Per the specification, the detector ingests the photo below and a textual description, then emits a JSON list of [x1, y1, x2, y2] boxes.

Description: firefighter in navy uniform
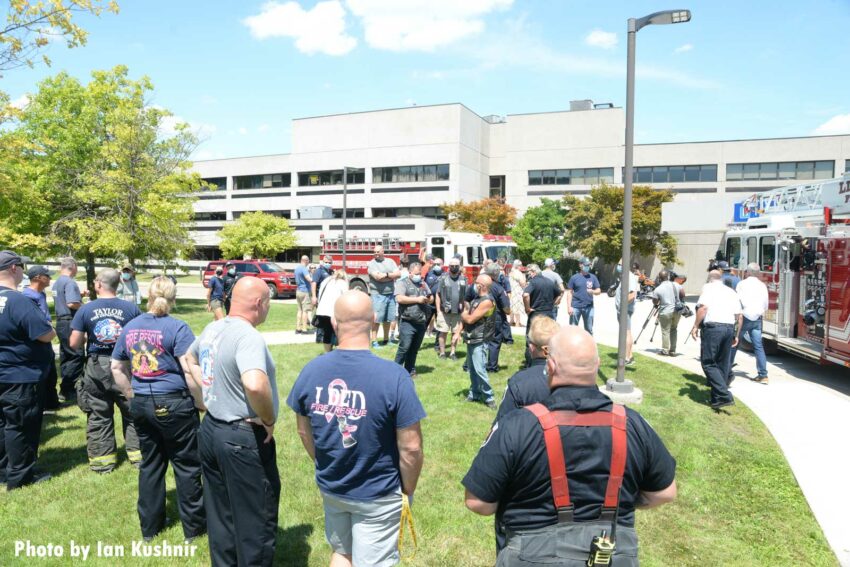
[[221, 264, 241, 315], [463, 326, 677, 566]]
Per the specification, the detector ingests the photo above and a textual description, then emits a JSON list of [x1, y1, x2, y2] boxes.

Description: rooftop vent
[[593, 102, 614, 109], [569, 99, 593, 111], [483, 114, 506, 124]]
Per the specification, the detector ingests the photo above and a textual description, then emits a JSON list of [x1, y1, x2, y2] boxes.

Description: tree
[[562, 184, 678, 265], [510, 198, 568, 265], [6, 66, 203, 292], [0, 0, 119, 72], [217, 212, 298, 260], [440, 197, 517, 234]]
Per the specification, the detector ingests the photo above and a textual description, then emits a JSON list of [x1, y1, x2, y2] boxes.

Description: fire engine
[[719, 172, 850, 368], [320, 231, 518, 293]]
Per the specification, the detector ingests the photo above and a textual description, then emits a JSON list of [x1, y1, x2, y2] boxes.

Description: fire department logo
[[94, 318, 123, 345], [310, 378, 368, 449]]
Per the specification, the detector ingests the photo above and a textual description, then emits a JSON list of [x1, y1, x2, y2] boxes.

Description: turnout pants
[[394, 320, 427, 373], [131, 392, 205, 539], [498, 522, 638, 567], [200, 415, 280, 567], [77, 355, 141, 472], [700, 323, 735, 406], [0, 382, 42, 489], [56, 316, 84, 396]]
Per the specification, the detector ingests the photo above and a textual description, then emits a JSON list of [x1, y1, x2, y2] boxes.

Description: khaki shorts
[[210, 299, 224, 311], [296, 291, 312, 312], [435, 311, 462, 333]]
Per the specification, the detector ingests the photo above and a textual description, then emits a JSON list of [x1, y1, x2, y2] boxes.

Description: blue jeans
[[371, 293, 397, 324], [569, 305, 594, 334], [467, 342, 493, 402], [730, 318, 768, 378]]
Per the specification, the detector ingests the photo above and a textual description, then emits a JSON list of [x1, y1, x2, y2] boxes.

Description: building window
[[372, 207, 445, 219], [489, 176, 505, 199], [332, 208, 365, 219], [201, 177, 226, 191], [298, 169, 365, 186], [845, 161, 850, 173], [193, 212, 226, 221], [527, 168, 614, 186], [233, 210, 291, 219], [627, 164, 717, 183], [726, 160, 833, 181], [372, 164, 450, 184], [190, 246, 222, 261], [234, 173, 291, 190]]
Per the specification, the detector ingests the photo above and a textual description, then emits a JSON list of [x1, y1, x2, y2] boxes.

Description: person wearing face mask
[[424, 257, 443, 342], [435, 258, 467, 360], [393, 262, 433, 377], [207, 266, 226, 321], [222, 263, 241, 315], [117, 265, 142, 305], [565, 258, 601, 335], [462, 275, 497, 408], [0, 251, 57, 489]]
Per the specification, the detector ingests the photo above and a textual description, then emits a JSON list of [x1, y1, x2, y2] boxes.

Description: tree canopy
[[440, 197, 517, 235], [510, 198, 568, 265], [217, 212, 298, 260], [562, 184, 678, 265]]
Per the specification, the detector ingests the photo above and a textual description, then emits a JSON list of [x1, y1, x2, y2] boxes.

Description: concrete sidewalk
[[581, 295, 850, 566]]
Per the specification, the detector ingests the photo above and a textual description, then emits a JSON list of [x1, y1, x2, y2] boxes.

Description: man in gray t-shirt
[[186, 277, 280, 567], [53, 257, 85, 399], [542, 258, 566, 315], [367, 245, 401, 348], [653, 271, 685, 356]]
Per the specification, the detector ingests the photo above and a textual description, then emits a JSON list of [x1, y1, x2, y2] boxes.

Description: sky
[[3, 0, 850, 161]]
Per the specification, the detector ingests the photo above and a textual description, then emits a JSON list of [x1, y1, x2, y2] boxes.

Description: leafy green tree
[[0, 0, 119, 72], [441, 197, 517, 235], [218, 212, 298, 260], [562, 184, 678, 265], [510, 198, 568, 265]]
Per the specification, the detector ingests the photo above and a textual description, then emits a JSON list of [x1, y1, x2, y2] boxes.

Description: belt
[[133, 389, 191, 400], [57, 315, 73, 320], [703, 322, 734, 328], [206, 413, 263, 430]]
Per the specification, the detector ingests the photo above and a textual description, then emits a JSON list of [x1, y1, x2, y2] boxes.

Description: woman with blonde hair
[[111, 276, 206, 543], [314, 269, 349, 352], [509, 259, 527, 327]]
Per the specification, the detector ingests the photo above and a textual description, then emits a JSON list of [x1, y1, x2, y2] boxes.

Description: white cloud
[[674, 43, 693, 53], [9, 95, 29, 109], [257, 123, 271, 133], [346, 0, 513, 52], [243, 0, 356, 56], [155, 107, 217, 139], [238, 127, 248, 135], [813, 114, 850, 136], [584, 29, 617, 50]]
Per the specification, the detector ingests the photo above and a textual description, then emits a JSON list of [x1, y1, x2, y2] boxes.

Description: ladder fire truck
[[320, 231, 518, 293], [720, 172, 850, 367]]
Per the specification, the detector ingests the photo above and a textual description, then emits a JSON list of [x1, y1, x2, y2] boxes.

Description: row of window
[[630, 164, 717, 183], [372, 207, 445, 219], [726, 161, 833, 181], [298, 169, 366, 187], [235, 173, 291, 190], [372, 164, 450, 183], [528, 168, 615, 186], [193, 207, 441, 221]]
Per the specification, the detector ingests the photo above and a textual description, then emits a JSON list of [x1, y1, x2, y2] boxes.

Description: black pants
[[0, 382, 41, 489], [56, 316, 84, 395], [395, 320, 427, 373], [700, 324, 735, 406], [40, 360, 60, 410], [200, 415, 280, 567], [524, 311, 555, 366], [131, 393, 205, 539]]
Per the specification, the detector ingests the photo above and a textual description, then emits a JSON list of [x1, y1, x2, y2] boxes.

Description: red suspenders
[[524, 403, 628, 523]]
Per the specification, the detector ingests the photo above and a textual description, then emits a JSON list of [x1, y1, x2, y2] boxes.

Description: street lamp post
[[342, 166, 348, 270], [612, 9, 692, 390]]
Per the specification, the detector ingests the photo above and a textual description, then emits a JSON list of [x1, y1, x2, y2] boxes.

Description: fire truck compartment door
[[776, 245, 799, 339]]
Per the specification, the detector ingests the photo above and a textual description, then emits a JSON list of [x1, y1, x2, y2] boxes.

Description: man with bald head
[[462, 275, 498, 408], [464, 327, 677, 564], [189, 276, 280, 566], [288, 290, 426, 567], [368, 245, 401, 348]]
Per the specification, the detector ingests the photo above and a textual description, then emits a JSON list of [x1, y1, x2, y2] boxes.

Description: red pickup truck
[[201, 260, 296, 299]]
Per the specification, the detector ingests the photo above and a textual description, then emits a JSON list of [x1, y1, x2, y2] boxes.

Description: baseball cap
[[544, 258, 555, 267], [579, 257, 591, 266], [0, 250, 30, 271], [717, 261, 730, 271], [26, 265, 52, 279]]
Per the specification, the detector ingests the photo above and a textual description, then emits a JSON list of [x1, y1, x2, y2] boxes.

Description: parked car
[[201, 259, 295, 299]]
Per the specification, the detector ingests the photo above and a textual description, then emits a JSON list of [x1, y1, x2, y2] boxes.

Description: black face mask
[[449, 265, 460, 275]]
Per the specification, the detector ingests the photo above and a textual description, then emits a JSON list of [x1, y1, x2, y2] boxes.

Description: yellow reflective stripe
[[89, 454, 117, 466], [126, 450, 142, 462]]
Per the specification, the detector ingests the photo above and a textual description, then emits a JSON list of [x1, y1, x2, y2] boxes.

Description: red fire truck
[[720, 172, 850, 368], [320, 231, 518, 293]]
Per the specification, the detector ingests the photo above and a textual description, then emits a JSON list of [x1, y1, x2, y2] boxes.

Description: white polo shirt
[[736, 276, 769, 321], [697, 281, 742, 325]]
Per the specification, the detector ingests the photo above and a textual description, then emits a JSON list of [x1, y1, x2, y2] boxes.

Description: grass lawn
[[0, 341, 837, 566], [169, 299, 298, 335]]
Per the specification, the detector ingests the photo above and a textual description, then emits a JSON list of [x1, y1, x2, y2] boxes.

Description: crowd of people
[[0, 247, 687, 567]]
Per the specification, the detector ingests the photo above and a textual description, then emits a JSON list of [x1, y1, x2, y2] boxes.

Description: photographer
[[653, 271, 686, 356]]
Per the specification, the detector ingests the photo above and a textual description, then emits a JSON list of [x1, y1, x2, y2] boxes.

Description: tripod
[[634, 304, 660, 344]]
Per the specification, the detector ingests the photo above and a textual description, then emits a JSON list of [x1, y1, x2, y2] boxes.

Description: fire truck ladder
[[742, 181, 826, 216]]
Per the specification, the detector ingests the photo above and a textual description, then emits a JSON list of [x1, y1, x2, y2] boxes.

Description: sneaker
[[450, 353, 458, 361], [754, 376, 769, 385], [668, 351, 677, 357], [485, 399, 497, 410], [371, 341, 382, 349], [409, 371, 417, 379], [389, 335, 399, 344], [659, 349, 669, 356], [295, 330, 303, 335], [711, 400, 736, 410], [438, 353, 447, 359], [625, 357, 635, 366], [465, 396, 477, 403]]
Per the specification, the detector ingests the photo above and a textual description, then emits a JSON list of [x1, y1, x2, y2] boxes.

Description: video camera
[[707, 250, 725, 272]]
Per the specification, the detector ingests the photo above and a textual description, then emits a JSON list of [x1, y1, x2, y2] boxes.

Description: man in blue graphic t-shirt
[[288, 290, 426, 567], [70, 268, 142, 473], [566, 257, 601, 335]]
